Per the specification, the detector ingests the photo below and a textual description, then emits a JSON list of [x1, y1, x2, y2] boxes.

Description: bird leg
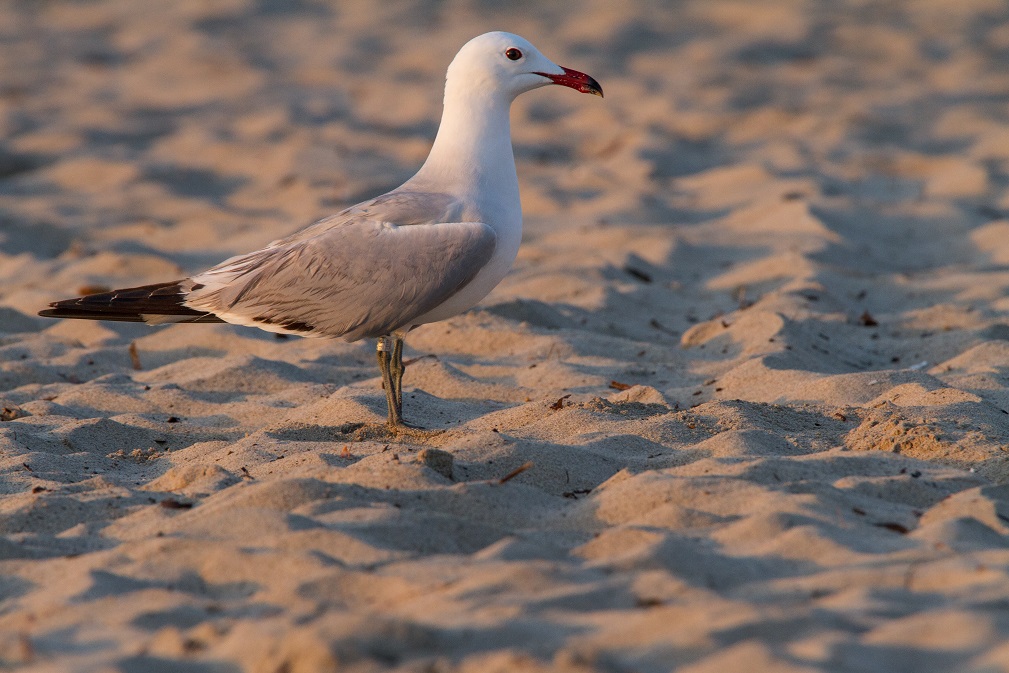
[[376, 336, 401, 427], [376, 334, 434, 434], [390, 335, 405, 416]]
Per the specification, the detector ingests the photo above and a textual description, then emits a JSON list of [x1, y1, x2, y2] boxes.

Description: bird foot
[[331, 421, 441, 442], [390, 418, 425, 430], [388, 421, 445, 439]]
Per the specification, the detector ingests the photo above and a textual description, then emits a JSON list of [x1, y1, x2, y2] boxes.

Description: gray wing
[[183, 191, 496, 341]]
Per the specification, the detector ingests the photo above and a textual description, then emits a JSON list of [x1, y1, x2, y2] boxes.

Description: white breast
[[408, 207, 522, 327]]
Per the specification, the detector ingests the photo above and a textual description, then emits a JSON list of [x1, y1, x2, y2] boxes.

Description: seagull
[[39, 31, 603, 429]]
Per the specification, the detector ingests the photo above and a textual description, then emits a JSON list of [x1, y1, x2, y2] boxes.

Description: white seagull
[[40, 31, 603, 428]]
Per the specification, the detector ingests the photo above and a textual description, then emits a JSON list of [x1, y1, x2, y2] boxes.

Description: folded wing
[[185, 192, 496, 341]]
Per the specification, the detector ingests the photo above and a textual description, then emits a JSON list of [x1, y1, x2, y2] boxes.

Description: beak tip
[[539, 67, 604, 99]]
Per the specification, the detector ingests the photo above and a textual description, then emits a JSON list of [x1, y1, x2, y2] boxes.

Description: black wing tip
[[37, 280, 216, 323], [38, 306, 68, 318], [38, 307, 148, 322], [38, 296, 151, 322]]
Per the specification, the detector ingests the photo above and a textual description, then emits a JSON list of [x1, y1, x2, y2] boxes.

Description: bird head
[[446, 31, 603, 102]]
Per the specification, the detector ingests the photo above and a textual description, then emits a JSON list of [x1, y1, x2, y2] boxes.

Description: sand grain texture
[[4, 1, 1009, 671]]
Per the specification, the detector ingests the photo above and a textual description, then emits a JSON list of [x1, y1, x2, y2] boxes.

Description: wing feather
[[184, 192, 495, 341]]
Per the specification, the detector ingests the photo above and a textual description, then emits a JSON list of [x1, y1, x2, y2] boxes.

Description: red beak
[[535, 66, 604, 97]]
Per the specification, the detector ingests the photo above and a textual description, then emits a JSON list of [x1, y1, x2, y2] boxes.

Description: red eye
[[505, 48, 522, 61]]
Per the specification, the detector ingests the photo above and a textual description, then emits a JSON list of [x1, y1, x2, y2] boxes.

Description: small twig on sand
[[403, 353, 438, 367], [498, 461, 533, 484], [128, 342, 142, 370]]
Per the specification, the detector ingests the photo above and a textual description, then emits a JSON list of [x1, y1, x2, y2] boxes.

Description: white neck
[[410, 83, 519, 214]]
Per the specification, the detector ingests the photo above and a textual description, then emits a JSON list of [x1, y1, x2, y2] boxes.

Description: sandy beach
[[5, 0, 1009, 670]]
